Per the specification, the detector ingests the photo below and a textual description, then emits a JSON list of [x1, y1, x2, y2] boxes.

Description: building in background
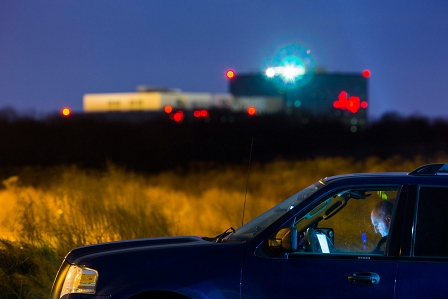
[[81, 70, 368, 129], [82, 86, 284, 122], [229, 71, 369, 127], [83, 87, 233, 113]]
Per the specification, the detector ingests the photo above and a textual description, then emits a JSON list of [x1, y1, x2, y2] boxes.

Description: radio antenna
[[241, 137, 254, 226]]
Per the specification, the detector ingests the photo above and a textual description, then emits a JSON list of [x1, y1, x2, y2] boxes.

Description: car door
[[241, 184, 403, 299], [394, 181, 448, 298]]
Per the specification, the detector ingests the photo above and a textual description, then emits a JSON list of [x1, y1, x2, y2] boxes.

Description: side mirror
[[269, 227, 298, 253]]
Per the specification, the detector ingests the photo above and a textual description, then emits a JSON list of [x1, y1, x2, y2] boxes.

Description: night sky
[[1, 1, 448, 120]]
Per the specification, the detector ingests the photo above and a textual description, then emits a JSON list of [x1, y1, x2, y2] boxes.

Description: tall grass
[[1, 156, 441, 249], [0, 155, 445, 298], [0, 240, 57, 299]]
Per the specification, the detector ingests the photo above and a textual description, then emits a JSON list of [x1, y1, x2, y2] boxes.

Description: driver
[[370, 200, 393, 254]]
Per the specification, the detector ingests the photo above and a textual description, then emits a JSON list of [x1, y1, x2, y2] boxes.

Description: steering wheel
[[306, 227, 320, 253]]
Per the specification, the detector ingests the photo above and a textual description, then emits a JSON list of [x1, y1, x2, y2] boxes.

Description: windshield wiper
[[215, 227, 235, 243]]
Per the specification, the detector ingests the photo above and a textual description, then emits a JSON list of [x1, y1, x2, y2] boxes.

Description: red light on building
[[361, 101, 368, 108], [226, 70, 235, 79], [164, 105, 173, 113], [194, 110, 209, 118], [362, 70, 371, 78], [333, 91, 361, 113], [333, 91, 348, 109], [348, 96, 361, 113], [173, 111, 184, 123], [339, 91, 348, 99], [62, 107, 71, 116], [247, 106, 256, 116]]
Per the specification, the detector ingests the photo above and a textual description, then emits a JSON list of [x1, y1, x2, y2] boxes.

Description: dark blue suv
[[50, 163, 448, 299]]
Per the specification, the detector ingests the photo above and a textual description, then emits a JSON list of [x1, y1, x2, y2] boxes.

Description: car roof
[[320, 163, 448, 185], [320, 172, 409, 184]]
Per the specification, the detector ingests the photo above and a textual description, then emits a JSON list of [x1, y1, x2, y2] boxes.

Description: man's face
[[371, 210, 390, 237]]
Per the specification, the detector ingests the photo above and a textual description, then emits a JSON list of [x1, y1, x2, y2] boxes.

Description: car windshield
[[226, 182, 323, 241]]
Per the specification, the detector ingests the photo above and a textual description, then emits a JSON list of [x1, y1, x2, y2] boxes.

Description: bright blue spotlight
[[278, 56, 305, 83], [263, 43, 316, 91]]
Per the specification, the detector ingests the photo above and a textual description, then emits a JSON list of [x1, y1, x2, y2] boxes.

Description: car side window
[[292, 187, 399, 255], [414, 186, 448, 257]]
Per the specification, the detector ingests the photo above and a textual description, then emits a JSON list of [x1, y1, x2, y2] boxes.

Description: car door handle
[[348, 272, 380, 286]]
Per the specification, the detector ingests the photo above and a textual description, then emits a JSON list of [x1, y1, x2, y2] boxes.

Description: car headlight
[[60, 265, 98, 298]]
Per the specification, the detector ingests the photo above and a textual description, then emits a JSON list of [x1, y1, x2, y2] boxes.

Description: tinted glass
[[414, 186, 448, 257]]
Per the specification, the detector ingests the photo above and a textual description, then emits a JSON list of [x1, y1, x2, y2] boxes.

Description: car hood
[[58, 236, 246, 298], [65, 236, 210, 264]]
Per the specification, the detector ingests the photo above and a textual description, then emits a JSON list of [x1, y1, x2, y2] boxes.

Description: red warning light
[[226, 70, 235, 79], [62, 107, 71, 116], [247, 106, 256, 116], [194, 110, 209, 118], [362, 69, 371, 78], [361, 101, 368, 108], [164, 105, 173, 113], [348, 97, 361, 113], [333, 91, 363, 113], [172, 111, 184, 123]]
